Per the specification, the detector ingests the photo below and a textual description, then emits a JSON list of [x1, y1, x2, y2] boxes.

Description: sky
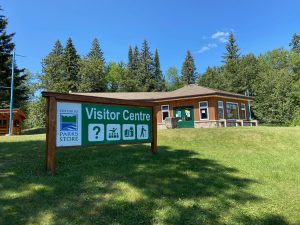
[[2, 0, 300, 76]]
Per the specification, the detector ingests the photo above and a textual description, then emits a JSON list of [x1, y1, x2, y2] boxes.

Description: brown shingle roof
[[0, 108, 27, 119], [74, 84, 250, 101]]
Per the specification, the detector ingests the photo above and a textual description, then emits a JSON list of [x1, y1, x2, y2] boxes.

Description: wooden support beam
[[45, 97, 57, 175], [151, 106, 157, 154]]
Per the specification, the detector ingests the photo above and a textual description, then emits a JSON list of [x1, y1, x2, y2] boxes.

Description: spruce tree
[[63, 38, 80, 92], [124, 46, 139, 91], [181, 50, 196, 84], [289, 33, 300, 54], [78, 38, 106, 92], [0, 7, 28, 108], [138, 40, 155, 91], [128, 46, 133, 69], [222, 32, 241, 92], [41, 40, 68, 92], [87, 38, 105, 62], [223, 32, 240, 63], [153, 49, 165, 91]]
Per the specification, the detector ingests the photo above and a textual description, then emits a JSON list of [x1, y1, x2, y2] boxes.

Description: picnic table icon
[[108, 127, 119, 138]]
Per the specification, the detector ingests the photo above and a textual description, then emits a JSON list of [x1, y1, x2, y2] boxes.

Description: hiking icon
[[137, 125, 148, 140]]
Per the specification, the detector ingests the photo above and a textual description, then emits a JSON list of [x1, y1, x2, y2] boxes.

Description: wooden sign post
[[42, 92, 157, 175]]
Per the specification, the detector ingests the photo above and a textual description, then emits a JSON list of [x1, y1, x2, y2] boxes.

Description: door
[[173, 106, 194, 128]]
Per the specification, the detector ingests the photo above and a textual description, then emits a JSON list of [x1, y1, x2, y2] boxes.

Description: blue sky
[[2, 0, 300, 75]]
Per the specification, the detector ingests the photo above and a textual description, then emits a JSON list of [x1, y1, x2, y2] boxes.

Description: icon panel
[[122, 124, 135, 140], [106, 124, 121, 141], [137, 124, 149, 140], [88, 124, 104, 142]]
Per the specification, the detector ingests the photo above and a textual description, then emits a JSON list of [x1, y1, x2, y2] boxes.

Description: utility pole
[[8, 49, 15, 136]]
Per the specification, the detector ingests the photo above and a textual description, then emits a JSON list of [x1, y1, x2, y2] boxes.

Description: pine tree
[[41, 40, 69, 92], [289, 33, 300, 54], [181, 50, 196, 84], [78, 38, 106, 92], [87, 38, 105, 62], [0, 7, 28, 108], [153, 49, 165, 91], [223, 32, 240, 63], [128, 46, 133, 69], [63, 38, 80, 92], [138, 40, 155, 91], [222, 32, 241, 92], [124, 46, 139, 91]]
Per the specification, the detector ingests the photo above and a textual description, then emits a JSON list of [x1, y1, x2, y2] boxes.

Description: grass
[[0, 127, 299, 225]]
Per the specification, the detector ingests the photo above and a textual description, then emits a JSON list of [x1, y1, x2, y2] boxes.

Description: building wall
[[0, 114, 24, 135], [155, 96, 250, 127]]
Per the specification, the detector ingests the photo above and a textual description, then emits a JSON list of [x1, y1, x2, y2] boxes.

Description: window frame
[[161, 105, 170, 122], [241, 103, 246, 120], [217, 101, 224, 119], [0, 119, 7, 128], [199, 101, 209, 120], [226, 102, 240, 120]]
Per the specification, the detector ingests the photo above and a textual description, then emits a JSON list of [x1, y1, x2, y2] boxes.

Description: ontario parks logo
[[60, 112, 78, 131]]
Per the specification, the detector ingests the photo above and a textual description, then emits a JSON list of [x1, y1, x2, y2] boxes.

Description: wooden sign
[[42, 92, 157, 175]]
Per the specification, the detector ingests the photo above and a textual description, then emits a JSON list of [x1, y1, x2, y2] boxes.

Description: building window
[[161, 105, 169, 122], [241, 103, 246, 120], [218, 101, 224, 119], [199, 101, 209, 120], [0, 119, 7, 128], [226, 102, 239, 120]]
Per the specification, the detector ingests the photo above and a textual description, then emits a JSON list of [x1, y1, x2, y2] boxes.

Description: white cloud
[[197, 43, 217, 54], [211, 31, 230, 43]]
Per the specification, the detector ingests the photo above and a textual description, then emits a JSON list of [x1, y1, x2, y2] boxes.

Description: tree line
[[198, 32, 300, 125], [0, 6, 299, 127]]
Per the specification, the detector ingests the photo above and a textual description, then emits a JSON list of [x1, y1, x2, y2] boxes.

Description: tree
[[138, 40, 155, 91], [252, 49, 295, 124], [153, 49, 165, 91], [223, 32, 240, 63], [25, 97, 47, 128], [40, 40, 70, 92], [63, 38, 80, 92], [222, 32, 241, 92], [289, 33, 300, 54], [125, 46, 139, 91], [181, 50, 196, 84], [78, 38, 106, 92], [106, 62, 127, 92], [198, 66, 225, 90], [166, 67, 183, 91], [0, 7, 28, 108], [233, 53, 259, 93]]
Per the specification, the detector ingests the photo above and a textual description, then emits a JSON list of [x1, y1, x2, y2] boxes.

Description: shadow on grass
[[0, 139, 292, 225]]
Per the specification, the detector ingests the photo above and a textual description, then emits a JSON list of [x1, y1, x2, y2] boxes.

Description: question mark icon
[[93, 126, 101, 139]]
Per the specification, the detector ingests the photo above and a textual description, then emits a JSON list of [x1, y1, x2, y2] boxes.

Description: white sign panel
[[56, 102, 82, 147]]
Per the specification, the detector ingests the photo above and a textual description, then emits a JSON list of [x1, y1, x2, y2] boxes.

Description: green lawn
[[0, 127, 299, 225]]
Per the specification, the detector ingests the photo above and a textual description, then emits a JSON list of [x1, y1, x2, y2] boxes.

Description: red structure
[[0, 108, 27, 135]]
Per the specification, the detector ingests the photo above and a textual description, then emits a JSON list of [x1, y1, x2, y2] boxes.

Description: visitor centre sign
[[57, 102, 152, 147], [42, 92, 157, 175]]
